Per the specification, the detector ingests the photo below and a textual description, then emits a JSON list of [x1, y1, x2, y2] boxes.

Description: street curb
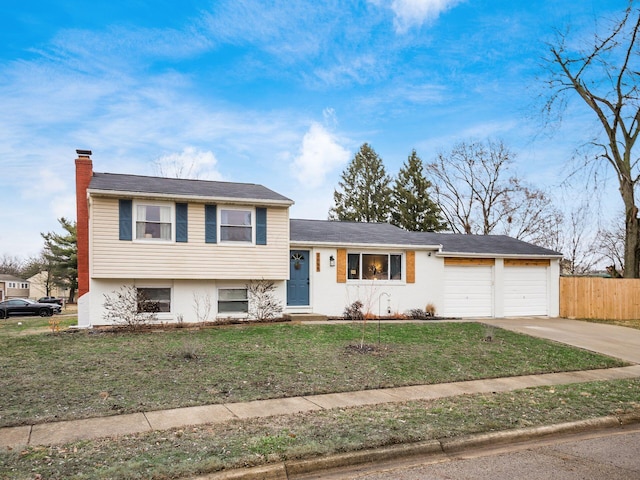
[[439, 416, 621, 453], [196, 414, 640, 479]]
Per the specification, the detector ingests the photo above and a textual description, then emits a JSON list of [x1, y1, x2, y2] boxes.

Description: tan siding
[[406, 251, 415, 283], [336, 248, 347, 283], [504, 258, 550, 267], [91, 197, 289, 279], [444, 257, 495, 266]]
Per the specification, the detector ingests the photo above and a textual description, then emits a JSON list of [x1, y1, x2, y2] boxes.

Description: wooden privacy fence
[[560, 276, 640, 320]]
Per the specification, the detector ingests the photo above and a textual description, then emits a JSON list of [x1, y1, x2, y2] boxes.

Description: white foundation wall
[[299, 248, 444, 317], [85, 278, 287, 326]]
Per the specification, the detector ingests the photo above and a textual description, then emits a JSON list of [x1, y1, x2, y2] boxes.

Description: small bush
[[343, 301, 364, 321], [406, 308, 428, 320], [425, 303, 436, 316]]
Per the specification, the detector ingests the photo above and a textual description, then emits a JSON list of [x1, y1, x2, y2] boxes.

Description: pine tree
[[391, 150, 447, 232], [329, 143, 392, 222], [41, 218, 78, 302]]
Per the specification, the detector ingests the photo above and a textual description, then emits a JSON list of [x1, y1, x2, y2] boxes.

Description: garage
[[503, 259, 550, 316], [443, 258, 494, 317]]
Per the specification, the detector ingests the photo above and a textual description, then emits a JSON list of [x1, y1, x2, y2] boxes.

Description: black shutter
[[205, 205, 217, 243], [176, 203, 188, 242], [119, 199, 132, 241], [256, 207, 267, 245]]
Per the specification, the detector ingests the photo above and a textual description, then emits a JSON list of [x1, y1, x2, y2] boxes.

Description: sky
[[0, 0, 629, 260]]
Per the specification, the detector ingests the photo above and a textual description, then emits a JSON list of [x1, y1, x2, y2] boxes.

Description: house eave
[[87, 188, 295, 207], [436, 252, 563, 259], [289, 241, 441, 250]]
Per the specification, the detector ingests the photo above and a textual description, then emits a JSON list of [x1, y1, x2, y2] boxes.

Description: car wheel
[[0, 310, 6, 319], [39, 308, 52, 317]]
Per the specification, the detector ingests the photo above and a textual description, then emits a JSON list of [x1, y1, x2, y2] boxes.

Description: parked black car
[[0, 298, 61, 318], [38, 296, 63, 305]]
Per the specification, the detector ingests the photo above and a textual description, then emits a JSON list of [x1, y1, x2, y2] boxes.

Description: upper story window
[[135, 204, 172, 241], [20, 283, 28, 289], [348, 253, 403, 281], [220, 209, 252, 242]]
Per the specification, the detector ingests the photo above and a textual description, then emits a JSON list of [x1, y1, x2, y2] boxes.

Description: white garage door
[[503, 266, 548, 316], [443, 265, 493, 317]]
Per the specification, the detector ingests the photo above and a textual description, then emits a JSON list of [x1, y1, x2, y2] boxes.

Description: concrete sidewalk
[[2, 317, 639, 450], [2, 364, 640, 449]]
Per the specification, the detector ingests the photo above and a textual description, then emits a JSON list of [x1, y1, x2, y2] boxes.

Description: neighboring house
[[27, 272, 66, 301], [0, 275, 30, 301], [75, 151, 562, 327]]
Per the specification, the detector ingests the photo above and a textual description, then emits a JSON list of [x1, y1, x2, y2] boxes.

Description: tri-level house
[[75, 150, 562, 327]]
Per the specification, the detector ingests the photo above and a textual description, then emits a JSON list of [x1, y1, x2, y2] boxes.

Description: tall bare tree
[[427, 139, 561, 246], [545, 5, 640, 277]]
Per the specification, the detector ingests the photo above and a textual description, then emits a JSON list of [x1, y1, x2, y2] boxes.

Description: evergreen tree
[[391, 150, 448, 231], [41, 218, 78, 302], [329, 143, 392, 222]]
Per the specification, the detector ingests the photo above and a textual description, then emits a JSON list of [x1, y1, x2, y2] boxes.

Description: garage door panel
[[443, 266, 493, 317], [504, 267, 548, 316]]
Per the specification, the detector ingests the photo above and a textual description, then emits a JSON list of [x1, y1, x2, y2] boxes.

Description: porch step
[[284, 313, 328, 322]]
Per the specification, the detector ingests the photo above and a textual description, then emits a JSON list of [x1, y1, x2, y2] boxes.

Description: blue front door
[[287, 250, 310, 306]]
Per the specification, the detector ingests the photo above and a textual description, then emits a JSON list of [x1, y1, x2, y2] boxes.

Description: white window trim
[[218, 206, 256, 245], [216, 286, 250, 317], [346, 251, 405, 283], [132, 200, 175, 243], [134, 284, 173, 320]]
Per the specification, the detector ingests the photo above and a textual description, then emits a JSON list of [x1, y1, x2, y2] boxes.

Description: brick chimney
[[75, 149, 93, 299]]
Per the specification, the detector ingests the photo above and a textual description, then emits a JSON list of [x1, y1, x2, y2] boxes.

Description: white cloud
[[153, 147, 224, 180], [292, 123, 351, 188], [387, 0, 464, 33]]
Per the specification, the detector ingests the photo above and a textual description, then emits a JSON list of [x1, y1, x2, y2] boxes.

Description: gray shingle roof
[[290, 219, 431, 246], [290, 219, 562, 257], [89, 172, 294, 204]]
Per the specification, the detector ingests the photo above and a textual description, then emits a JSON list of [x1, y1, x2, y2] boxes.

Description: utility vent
[[76, 149, 92, 157]]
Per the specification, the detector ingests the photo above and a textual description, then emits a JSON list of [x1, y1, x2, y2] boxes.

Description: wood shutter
[[205, 205, 217, 243], [337, 248, 347, 283], [406, 251, 415, 284], [176, 203, 188, 242], [256, 207, 267, 245], [119, 199, 132, 241]]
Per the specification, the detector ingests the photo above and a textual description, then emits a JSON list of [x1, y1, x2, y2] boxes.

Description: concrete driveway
[[482, 317, 640, 364]]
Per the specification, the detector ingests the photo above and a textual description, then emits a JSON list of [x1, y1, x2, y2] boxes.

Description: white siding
[[503, 267, 548, 316], [443, 266, 493, 317], [90, 197, 289, 280], [291, 248, 442, 317]]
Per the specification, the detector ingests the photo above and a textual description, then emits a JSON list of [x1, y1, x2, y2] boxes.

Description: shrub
[[102, 285, 158, 331], [247, 280, 283, 321], [343, 301, 364, 321]]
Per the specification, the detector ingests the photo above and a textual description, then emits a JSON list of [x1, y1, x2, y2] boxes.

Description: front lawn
[[0, 321, 624, 427]]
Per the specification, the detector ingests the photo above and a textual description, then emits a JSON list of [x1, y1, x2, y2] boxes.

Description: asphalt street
[[294, 424, 640, 480]]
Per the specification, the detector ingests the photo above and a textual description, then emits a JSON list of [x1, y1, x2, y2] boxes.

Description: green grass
[[3, 378, 639, 480], [0, 320, 625, 427]]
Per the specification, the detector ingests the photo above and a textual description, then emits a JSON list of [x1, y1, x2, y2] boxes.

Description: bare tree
[[595, 217, 626, 274], [427, 140, 561, 245], [559, 205, 601, 275], [545, 6, 640, 277]]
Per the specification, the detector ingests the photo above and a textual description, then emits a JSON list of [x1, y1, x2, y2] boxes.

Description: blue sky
[[0, 0, 627, 259]]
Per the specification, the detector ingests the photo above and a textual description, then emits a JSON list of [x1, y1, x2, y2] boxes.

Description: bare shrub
[[247, 280, 283, 321], [102, 286, 158, 331], [193, 292, 213, 323]]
